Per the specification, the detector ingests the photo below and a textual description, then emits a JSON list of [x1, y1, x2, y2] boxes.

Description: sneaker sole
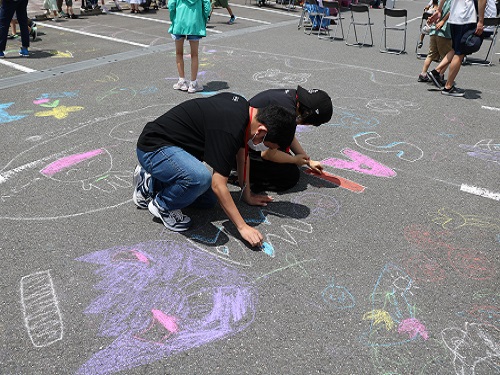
[[428, 72, 443, 89], [132, 165, 149, 209], [148, 201, 191, 232]]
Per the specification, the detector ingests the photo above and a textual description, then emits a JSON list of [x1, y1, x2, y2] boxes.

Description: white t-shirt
[[485, 0, 497, 33], [448, 0, 476, 24]]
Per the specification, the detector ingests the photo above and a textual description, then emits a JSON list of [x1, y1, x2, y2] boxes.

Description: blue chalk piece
[[261, 242, 274, 257]]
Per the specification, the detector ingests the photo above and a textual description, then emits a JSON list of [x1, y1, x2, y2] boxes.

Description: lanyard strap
[[243, 107, 254, 187]]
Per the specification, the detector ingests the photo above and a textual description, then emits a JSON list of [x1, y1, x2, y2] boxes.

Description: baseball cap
[[460, 30, 483, 55], [296, 86, 333, 126]]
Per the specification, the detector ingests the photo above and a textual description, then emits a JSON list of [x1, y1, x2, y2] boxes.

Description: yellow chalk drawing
[[363, 310, 395, 331], [95, 73, 120, 83], [429, 207, 500, 231], [51, 50, 74, 58], [35, 105, 84, 119]]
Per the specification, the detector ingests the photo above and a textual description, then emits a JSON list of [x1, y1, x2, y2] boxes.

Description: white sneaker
[[148, 199, 191, 232], [188, 81, 203, 93], [173, 78, 188, 91]]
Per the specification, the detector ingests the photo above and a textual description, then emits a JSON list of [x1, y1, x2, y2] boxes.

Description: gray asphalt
[[1, 1, 499, 374]]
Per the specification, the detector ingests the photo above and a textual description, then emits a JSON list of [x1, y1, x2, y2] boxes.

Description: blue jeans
[[0, 0, 30, 51], [137, 146, 217, 211]]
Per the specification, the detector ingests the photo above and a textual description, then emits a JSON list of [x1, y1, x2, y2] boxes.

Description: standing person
[[169, 0, 210, 93], [418, 0, 452, 82], [208, 0, 235, 25], [247, 86, 333, 192], [128, 0, 143, 13], [428, 0, 487, 96], [0, 0, 30, 57], [418, 0, 439, 48], [133, 93, 297, 247]]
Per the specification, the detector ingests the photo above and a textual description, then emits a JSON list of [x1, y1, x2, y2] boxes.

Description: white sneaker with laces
[[148, 200, 192, 232], [188, 80, 203, 93], [173, 78, 188, 91]]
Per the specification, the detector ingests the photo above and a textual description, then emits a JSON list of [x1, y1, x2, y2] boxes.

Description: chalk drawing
[[441, 322, 500, 375], [429, 207, 500, 231], [36, 91, 79, 100], [20, 270, 63, 347], [328, 108, 380, 129], [458, 305, 500, 330], [50, 50, 74, 58], [322, 148, 396, 178], [76, 240, 257, 375], [38, 100, 60, 108], [361, 263, 428, 347], [291, 192, 341, 223], [35, 104, 84, 120], [460, 144, 500, 165], [460, 184, 500, 201], [366, 99, 420, 115], [40, 149, 106, 177], [303, 169, 366, 193], [353, 132, 424, 162], [252, 69, 310, 86], [322, 276, 355, 309], [0, 102, 28, 124], [94, 73, 120, 83], [254, 252, 316, 282]]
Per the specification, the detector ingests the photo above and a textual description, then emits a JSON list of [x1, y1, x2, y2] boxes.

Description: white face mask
[[247, 134, 269, 152]]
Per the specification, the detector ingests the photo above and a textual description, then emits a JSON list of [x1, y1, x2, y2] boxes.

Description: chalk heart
[[322, 284, 355, 309]]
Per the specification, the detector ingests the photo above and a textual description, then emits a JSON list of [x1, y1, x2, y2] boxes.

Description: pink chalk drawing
[[398, 318, 429, 340], [76, 240, 257, 375], [40, 149, 105, 177], [33, 98, 50, 105], [322, 148, 396, 178]]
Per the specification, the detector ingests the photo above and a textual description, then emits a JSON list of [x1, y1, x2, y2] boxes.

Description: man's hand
[[475, 20, 484, 35], [243, 190, 273, 206], [292, 153, 310, 166], [307, 160, 323, 174], [429, 9, 441, 23], [239, 225, 264, 248]]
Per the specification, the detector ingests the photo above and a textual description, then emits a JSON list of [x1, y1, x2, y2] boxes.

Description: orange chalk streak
[[303, 169, 366, 193]]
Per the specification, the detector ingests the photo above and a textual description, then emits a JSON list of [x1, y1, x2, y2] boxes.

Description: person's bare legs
[[189, 39, 199, 82], [434, 49, 454, 75], [443, 53, 463, 90], [175, 38, 186, 79]]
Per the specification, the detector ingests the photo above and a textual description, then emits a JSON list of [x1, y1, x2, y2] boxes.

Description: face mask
[[247, 134, 269, 152]]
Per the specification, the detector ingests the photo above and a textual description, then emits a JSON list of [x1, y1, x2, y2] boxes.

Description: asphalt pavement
[[1, 1, 499, 374]]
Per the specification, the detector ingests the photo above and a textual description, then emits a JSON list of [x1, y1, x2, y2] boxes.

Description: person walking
[[168, 0, 210, 93], [0, 0, 30, 57], [208, 0, 235, 25]]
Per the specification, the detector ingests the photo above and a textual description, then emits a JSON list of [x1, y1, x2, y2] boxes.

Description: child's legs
[[422, 35, 439, 73], [188, 39, 199, 81], [225, 5, 234, 16], [175, 38, 186, 79]]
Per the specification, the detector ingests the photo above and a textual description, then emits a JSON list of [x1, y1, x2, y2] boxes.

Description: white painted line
[[0, 59, 37, 73], [37, 22, 150, 47], [211, 11, 271, 24], [482, 105, 500, 111], [108, 12, 224, 32], [397, 16, 420, 26], [460, 184, 500, 201]]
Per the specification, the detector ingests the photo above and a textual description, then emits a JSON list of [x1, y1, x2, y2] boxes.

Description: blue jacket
[[168, 0, 211, 36]]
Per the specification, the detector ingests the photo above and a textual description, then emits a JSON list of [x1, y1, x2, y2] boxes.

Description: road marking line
[[232, 3, 301, 17], [0, 59, 37, 72], [482, 105, 500, 111], [460, 184, 500, 201], [211, 11, 271, 24], [107, 12, 225, 32], [37, 22, 150, 46]]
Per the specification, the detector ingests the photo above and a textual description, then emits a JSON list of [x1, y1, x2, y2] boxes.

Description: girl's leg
[[188, 39, 199, 81], [175, 38, 185, 79]]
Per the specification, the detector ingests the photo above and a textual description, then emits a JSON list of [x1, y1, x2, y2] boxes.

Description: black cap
[[460, 30, 483, 55], [296, 86, 333, 126]]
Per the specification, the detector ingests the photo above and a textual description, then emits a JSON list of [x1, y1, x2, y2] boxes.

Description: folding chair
[[415, 12, 431, 59], [298, 1, 311, 29], [379, 8, 407, 54], [462, 17, 500, 66], [304, 0, 327, 35], [345, 4, 374, 47], [317, 1, 344, 40]]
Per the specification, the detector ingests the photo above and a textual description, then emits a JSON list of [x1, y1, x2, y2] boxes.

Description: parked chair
[[379, 8, 407, 54], [298, 0, 312, 29], [304, 0, 328, 35], [345, 3, 374, 47], [317, 0, 344, 40], [463, 17, 500, 66], [415, 12, 431, 59]]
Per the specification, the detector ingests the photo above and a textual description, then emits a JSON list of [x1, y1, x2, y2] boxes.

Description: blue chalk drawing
[[0, 102, 28, 124]]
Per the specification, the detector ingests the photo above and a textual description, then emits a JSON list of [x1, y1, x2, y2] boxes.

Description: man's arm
[[476, 0, 486, 35], [429, 0, 446, 23]]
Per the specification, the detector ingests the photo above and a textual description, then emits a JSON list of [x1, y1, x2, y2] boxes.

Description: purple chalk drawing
[[75, 240, 257, 375], [322, 148, 396, 178], [40, 149, 105, 177], [398, 318, 429, 340]]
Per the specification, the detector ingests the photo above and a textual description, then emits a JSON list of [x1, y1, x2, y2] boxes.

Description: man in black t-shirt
[[248, 86, 333, 192], [134, 92, 296, 248]]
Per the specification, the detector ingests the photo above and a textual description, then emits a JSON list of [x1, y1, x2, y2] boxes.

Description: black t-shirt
[[248, 89, 297, 112], [137, 93, 249, 177]]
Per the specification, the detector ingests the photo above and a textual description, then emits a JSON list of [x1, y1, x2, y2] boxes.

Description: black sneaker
[[428, 69, 443, 89], [148, 199, 192, 232], [441, 86, 465, 97], [418, 73, 430, 82]]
